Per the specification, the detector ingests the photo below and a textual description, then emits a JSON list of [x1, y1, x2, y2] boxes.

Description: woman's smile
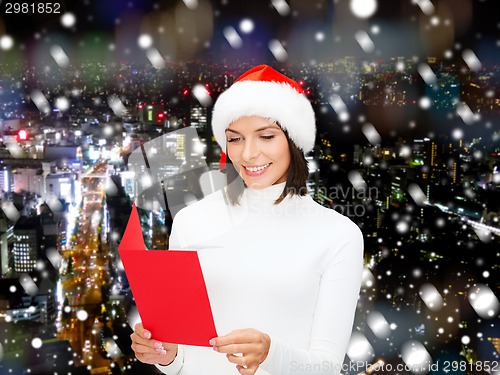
[[243, 163, 272, 175]]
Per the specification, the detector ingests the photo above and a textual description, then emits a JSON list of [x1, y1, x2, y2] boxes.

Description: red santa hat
[[212, 64, 316, 155]]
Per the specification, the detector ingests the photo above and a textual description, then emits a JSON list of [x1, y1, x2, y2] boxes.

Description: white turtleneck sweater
[[155, 182, 363, 375]]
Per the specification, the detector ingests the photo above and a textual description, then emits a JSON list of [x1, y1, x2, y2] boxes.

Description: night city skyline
[[1, 1, 500, 374]]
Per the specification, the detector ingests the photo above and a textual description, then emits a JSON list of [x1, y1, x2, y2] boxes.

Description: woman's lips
[[243, 163, 271, 176]]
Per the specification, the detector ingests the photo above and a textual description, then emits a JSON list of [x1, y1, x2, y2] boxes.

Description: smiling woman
[[225, 117, 290, 190], [130, 65, 364, 375], [224, 118, 310, 205]]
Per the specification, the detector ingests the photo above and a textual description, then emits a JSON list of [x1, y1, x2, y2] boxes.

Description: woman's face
[[225, 116, 291, 189]]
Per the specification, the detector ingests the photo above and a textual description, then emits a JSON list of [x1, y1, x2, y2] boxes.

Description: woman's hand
[[130, 323, 178, 366], [210, 328, 271, 375]]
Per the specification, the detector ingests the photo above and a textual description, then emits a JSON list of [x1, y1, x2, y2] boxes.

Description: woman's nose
[[241, 138, 259, 161]]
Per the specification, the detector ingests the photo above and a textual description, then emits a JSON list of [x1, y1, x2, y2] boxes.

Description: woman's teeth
[[245, 163, 270, 172]]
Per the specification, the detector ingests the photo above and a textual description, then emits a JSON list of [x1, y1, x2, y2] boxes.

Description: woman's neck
[[244, 181, 287, 205]]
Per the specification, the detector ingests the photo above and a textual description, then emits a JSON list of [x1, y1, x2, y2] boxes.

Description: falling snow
[[0, 35, 14, 50], [50, 45, 70, 68], [60, 12, 77, 28], [223, 26, 243, 49], [54, 96, 70, 111], [19, 274, 38, 296], [107, 94, 126, 117], [419, 96, 432, 110], [347, 332, 375, 362], [146, 48, 166, 69], [137, 34, 153, 50], [462, 49, 482, 71], [456, 102, 479, 125], [414, 0, 435, 15], [268, 39, 288, 62], [367, 311, 391, 339], [192, 84, 213, 107], [329, 94, 350, 122], [30, 89, 51, 114], [355, 30, 375, 53], [31, 338, 42, 349], [348, 170, 367, 191], [417, 63, 437, 85], [271, 0, 291, 16], [468, 285, 500, 319], [361, 123, 381, 145], [401, 340, 432, 372], [350, 0, 377, 19], [408, 184, 427, 206], [76, 310, 89, 321], [239, 19, 255, 34], [419, 283, 444, 311]]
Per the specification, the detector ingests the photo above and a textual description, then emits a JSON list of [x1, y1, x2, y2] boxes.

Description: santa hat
[[212, 64, 316, 155]]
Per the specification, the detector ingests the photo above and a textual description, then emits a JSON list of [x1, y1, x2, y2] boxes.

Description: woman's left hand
[[210, 328, 271, 375]]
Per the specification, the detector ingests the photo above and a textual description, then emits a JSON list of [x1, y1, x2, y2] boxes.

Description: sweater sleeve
[[155, 345, 184, 374], [259, 222, 364, 375]]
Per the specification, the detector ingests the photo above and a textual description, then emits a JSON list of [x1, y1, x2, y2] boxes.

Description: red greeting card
[[118, 205, 217, 346]]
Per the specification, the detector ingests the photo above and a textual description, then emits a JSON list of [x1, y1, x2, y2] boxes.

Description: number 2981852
[[4, 2, 61, 14]]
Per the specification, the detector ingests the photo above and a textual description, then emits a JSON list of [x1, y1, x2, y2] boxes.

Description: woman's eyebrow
[[255, 125, 281, 132], [225, 125, 280, 134]]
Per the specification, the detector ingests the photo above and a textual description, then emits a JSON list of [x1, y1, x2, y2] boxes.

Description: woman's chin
[[243, 178, 271, 190], [245, 182, 268, 189]]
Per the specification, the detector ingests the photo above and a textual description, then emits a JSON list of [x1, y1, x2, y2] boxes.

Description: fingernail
[[212, 346, 218, 352], [209, 339, 215, 345], [161, 349, 167, 355], [154, 342, 162, 349], [144, 331, 151, 339]]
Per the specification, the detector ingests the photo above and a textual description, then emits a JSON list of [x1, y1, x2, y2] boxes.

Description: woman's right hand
[[131, 323, 178, 366]]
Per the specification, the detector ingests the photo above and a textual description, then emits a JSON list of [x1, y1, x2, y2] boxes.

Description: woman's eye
[[260, 135, 275, 140], [227, 137, 241, 143]]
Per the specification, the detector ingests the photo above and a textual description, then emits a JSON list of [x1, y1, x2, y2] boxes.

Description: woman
[[130, 65, 364, 375]]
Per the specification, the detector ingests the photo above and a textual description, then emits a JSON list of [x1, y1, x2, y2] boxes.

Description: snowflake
[[239, 19, 254, 34], [31, 338, 42, 349], [350, 0, 377, 19], [61, 12, 76, 28]]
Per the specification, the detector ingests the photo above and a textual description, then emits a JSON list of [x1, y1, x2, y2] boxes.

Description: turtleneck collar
[[244, 181, 287, 206]]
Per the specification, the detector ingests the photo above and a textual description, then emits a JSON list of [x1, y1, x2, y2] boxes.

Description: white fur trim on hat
[[212, 80, 316, 153]]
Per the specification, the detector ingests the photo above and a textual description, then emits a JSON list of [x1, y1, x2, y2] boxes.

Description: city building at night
[[12, 216, 42, 274]]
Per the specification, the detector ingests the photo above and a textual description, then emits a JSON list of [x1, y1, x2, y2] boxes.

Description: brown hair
[[225, 128, 309, 205]]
